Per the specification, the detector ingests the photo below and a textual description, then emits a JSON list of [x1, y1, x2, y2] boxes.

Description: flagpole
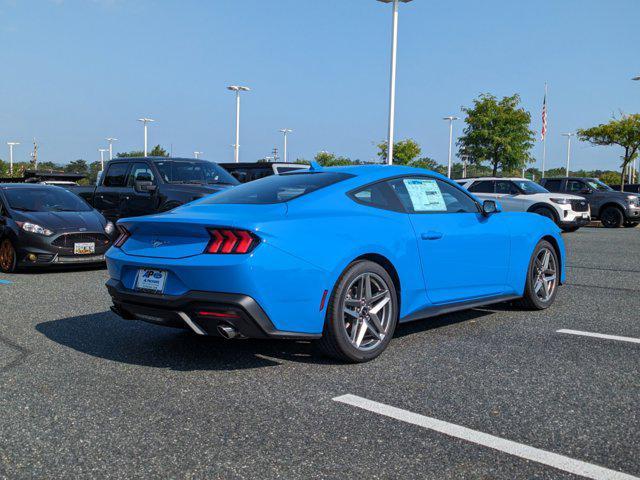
[[542, 82, 548, 178]]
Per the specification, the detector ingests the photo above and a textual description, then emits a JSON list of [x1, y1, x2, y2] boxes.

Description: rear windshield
[[200, 172, 353, 205], [4, 187, 92, 212]]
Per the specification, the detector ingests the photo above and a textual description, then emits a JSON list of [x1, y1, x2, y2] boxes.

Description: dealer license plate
[[74, 242, 95, 255], [135, 269, 167, 293]]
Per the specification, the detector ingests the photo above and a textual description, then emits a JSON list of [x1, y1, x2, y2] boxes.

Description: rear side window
[[468, 181, 494, 193], [200, 172, 353, 204], [543, 179, 563, 192], [350, 182, 403, 211], [103, 163, 129, 187]]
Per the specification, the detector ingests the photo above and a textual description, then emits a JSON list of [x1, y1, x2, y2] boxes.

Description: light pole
[[562, 133, 575, 177], [279, 129, 293, 163], [106, 137, 117, 161], [7, 142, 19, 176], [443, 116, 459, 178], [378, 0, 413, 165], [137, 118, 155, 156], [228, 85, 250, 163], [193, 151, 203, 159], [98, 148, 108, 171]]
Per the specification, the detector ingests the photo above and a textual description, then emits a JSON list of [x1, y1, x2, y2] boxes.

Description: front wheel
[[0, 239, 17, 273], [317, 260, 398, 363], [623, 221, 639, 229], [600, 206, 624, 228], [532, 207, 558, 225], [515, 240, 559, 310]]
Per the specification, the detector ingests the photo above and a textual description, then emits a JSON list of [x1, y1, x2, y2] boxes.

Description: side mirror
[[134, 180, 157, 194], [482, 200, 502, 215]]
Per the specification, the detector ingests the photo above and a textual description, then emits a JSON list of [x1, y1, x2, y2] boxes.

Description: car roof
[[459, 177, 531, 182], [107, 157, 209, 163], [315, 164, 454, 184], [0, 183, 66, 190], [543, 177, 595, 181]]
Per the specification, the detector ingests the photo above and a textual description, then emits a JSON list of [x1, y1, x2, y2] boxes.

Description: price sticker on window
[[403, 179, 447, 212]]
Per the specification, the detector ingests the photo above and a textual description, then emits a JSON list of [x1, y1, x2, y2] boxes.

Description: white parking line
[[557, 329, 640, 345], [333, 394, 639, 480]]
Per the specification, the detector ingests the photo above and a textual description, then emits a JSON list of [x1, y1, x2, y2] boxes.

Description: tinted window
[[389, 177, 478, 214], [495, 181, 520, 195], [512, 180, 548, 194], [350, 182, 401, 211], [200, 172, 353, 205], [587, 179, 613, 192], [567, 180, 586, 193], [469, 181, 495, 193], [5, 188, 92, 212], [103, 163, 129, 187], [543, 179, 563, 192], [127, 163, 155, 186], [155, 161, 238, 186]]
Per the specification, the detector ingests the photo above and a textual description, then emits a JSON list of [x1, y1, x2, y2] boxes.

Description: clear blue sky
[[0, 0, 638, 171]]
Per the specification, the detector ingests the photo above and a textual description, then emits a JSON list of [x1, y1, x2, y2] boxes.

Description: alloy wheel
[[532, 247, 557, 303], [341, 272, 394, 351]]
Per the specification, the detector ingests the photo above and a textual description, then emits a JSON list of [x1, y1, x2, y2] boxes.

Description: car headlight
[[550, 198, 571, 205], [626, 196, 639, 206], [104, 221, 115, 235], [16, 222, 54, 236]]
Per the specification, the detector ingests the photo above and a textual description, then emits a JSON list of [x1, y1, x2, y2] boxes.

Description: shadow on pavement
[[36, 306, 497, 370], [35, 311, 338, 371]]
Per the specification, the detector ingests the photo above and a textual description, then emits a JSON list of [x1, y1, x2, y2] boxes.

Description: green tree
[[598, 171, 622, 185], [578, 114, 640, 189], [377, 139, 422, 165], [314, 151, 353, 166], [65, 159, 88, 174], [117, 145, 169, 158], [0, 159, 8, 177], [458, 94, 535, 176]]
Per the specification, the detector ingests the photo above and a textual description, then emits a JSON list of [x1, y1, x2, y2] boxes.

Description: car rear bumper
[[106, 278, 322, 340]]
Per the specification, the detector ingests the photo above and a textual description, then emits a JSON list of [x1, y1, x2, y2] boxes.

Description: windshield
[[587, 179, 613, 192], [155, 161, 239, 186], [512, 180, 549, 195], [200, 172, 353, 204], [4, 188, 92, 212]]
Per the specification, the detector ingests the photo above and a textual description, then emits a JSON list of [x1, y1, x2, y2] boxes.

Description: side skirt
[[399, 294, 521, 324]]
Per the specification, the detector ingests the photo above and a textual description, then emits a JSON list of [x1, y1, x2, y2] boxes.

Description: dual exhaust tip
[[217, 323, 239, 339]]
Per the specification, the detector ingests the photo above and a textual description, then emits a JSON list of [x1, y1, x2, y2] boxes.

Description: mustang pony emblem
[[152, 239, 169, 248]]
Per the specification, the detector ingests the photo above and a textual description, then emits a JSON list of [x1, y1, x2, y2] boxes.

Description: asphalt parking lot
[[1, 227, 639, 480]]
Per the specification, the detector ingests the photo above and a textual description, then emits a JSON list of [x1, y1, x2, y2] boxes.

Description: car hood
[[525, 193, 585, 201], [597, 190, 640, 200], [13, 210, 106, 233]]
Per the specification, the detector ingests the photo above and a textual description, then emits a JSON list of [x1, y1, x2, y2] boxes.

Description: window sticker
[[403, 179, 446, 212]]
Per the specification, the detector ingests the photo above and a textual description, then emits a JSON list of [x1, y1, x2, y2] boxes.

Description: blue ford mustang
[[106, 165, 565, 362]]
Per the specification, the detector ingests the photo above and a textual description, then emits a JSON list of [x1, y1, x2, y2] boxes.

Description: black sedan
[[0, 184, 117, 273]]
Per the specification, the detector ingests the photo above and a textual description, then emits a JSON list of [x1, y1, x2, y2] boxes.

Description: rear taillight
[[205, 228, 259, 254], [113, 226, 131, 248]]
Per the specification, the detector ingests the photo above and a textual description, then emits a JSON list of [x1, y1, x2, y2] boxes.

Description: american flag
[[541, 92, 547, 141]]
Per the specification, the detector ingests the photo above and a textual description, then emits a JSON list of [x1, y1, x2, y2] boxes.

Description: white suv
[[457, 177, 591, 232]]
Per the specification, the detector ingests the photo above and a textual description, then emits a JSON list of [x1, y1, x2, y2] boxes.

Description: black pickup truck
[[67, 157, 238, 222], [540, 177, 640, 228]]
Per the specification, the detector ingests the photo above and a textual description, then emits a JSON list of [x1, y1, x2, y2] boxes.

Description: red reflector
[[319, 289, 328, 311], [204, 228, 259, 255], [196, 310, 240, 319], [114, 226, 131, 248]]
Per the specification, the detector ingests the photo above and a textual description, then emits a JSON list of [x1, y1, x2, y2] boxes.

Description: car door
[[494, 180, 525, 211], [93, 162, 131, 222], [567, 179, 598, 213], [389, 176, 511, 304], [121, 162, 158, 218]]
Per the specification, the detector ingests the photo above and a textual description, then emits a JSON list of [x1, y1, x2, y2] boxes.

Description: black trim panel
[[400, 294, 521, 323]]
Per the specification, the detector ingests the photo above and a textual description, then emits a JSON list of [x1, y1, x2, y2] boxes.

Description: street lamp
[[561, 133, 575, 177], [228, 85, 251, 163], [7, 142, 19, 176], [443, 116, 459, 178], [193, 151, 203, 159], [106, 137, 117, 161], [378, 0, 413, 165], [137, 118, 155, 156], [98, 148, 108, 171], [279, 129, 293, 163]]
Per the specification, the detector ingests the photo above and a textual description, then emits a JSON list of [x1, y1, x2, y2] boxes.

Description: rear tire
[[0, 238, 17, 273], [317, 260, 398, 363], [515, 240, 559, 310], [600, 206, 624, 228]]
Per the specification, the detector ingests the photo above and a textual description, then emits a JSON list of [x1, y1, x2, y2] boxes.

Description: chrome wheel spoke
[[343, 307, 359, 318], [355, 320, 368, 347], [370, 295, 390, 315], [363, 318, 382, 340], [364, 274, 373, 301], [369, 312, 384, 333]]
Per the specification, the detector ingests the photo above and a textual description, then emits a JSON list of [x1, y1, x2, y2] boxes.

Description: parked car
[[540, 177, 640, 228], [66, 157, 239, 222], [0, 184, 117, 273], [220, 162, 310, 183], [456, 177, 590, 232], [105, 165, 565, 363]]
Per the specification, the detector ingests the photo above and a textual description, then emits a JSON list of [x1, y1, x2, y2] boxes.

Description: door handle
[[421, 231, 443, 240]]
